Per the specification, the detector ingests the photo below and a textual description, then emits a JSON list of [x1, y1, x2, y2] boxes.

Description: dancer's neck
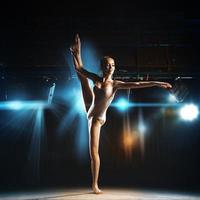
[[102, 74, 113, 82]]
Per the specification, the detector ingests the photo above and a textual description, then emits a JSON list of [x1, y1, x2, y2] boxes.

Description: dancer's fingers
[[167, 83, 172, 89]]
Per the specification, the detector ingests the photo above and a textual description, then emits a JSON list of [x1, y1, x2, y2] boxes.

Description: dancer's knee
[[90, 148, 99, 160]]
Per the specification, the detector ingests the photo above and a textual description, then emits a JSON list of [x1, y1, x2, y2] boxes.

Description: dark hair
[[100, 56, 114, 69]]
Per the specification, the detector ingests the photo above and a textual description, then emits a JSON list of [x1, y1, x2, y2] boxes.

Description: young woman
[[70, 34, 172, 194]]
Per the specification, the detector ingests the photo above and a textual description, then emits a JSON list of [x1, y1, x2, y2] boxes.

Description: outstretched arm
[[114, 80, 172, 90], [70, 34, 101, 82]]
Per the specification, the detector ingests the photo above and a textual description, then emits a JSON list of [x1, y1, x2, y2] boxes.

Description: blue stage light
[[112, 98, 131, 111], [74, 93, 85, 115], [0, 101, 47, 110], [7, 101, 23, 110]]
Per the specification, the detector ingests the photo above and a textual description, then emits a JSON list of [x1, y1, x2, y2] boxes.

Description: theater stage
[[0, 188, 199, 200]]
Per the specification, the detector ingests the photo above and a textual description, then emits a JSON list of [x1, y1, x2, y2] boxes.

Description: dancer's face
[[102, 58, 115, 76]]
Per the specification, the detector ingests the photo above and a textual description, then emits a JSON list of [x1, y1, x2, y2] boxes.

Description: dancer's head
[[100, 56, 115, 77]]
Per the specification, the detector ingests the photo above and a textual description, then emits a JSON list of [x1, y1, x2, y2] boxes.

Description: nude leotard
[[87, 84, 115, 125]]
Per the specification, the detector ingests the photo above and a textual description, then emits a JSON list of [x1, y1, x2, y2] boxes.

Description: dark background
[[0, 2, 200, 194]]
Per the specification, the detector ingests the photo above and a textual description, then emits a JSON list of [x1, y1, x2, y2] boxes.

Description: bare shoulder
[[94, 80, 102, 88], [112, 80, 124, 90], [113, 80, 122, 84], [113, 80, 124, 86]]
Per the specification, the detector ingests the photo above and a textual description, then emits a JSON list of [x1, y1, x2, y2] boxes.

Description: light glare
[[179, 104, 199, 121], [168, 94, 178, 102], [138, 122, 146, 134], [113, 98, 130, 111], [0, 101, 47, 110], [8, 101, 23, 110]]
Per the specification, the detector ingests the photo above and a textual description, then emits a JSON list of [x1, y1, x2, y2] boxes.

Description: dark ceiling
[[0, 4, 199, 79]]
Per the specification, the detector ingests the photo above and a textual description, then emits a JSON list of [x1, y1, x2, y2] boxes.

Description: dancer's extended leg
[[77, 73, 93, 112], [70, 34, 93, 112]]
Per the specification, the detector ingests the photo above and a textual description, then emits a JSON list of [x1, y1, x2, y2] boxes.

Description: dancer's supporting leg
[[89, 118, 102, 194]]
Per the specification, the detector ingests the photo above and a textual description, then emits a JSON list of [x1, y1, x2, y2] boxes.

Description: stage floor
[[0, 188, 199, 200]]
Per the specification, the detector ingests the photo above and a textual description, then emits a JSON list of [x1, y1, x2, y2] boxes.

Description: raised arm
[[74, 63, 101, 82], [70, 34, 101, 83], [114, 80, 172, 90]]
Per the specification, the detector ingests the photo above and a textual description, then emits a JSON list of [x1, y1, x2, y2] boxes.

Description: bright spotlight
[[112, 98, 131, 111], [168, 94, 178, 102], [179, 104, 199, 121], [7, 101, 23, 110]]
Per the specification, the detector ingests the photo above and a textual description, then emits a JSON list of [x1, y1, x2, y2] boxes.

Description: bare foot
[[92, 186, 103, 194]]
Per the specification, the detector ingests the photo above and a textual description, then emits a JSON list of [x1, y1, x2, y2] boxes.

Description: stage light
[[7, 101, 23, 110], [138, 121, 146, 134], [75, 95, 85, 115], [57, 85, 88, 161], [179, 104, 199, 121], [121, 130, 139, 159], [0, 101, 47, 110], [67, 88, 86, 115], [168, 94, 178, 102], [112, 98, 131, 111]]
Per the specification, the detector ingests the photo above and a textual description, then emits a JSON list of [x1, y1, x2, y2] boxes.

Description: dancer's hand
[[158, 82, 172, 89], [70, 34, 81, 57]]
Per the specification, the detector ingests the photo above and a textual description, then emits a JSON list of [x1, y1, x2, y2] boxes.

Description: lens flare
[[179, 104, 199, 121], [113, 98, 131, 111], [121, 130, 139, 159], [0, 101, 47, 110]]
